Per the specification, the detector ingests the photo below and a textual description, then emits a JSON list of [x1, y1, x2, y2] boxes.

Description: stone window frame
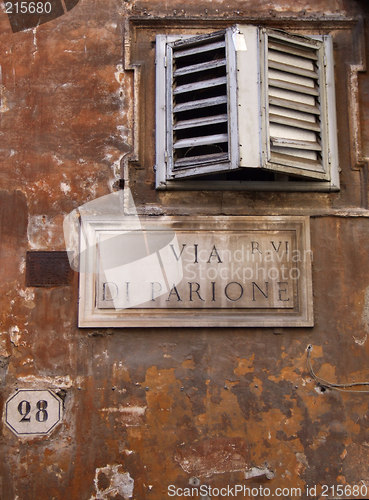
[[123, 16, 367, 198]]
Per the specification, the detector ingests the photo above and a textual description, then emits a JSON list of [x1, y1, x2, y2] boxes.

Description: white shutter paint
[[155, 25, 339, 188]]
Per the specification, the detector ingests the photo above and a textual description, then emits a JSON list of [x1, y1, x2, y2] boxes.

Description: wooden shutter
[[261, 29, 331, 180], [166, 30, 238, 179], [156, 27, 338, 189]]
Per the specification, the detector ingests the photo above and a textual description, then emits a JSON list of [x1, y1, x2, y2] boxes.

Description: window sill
[[157, 179, 340, 192]]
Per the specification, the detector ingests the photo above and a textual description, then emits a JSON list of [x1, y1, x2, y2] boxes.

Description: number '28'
[[18, 400, 48, 422]]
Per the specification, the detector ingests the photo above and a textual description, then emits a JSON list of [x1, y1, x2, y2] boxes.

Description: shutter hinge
[[164, 151, 169, 163], [164, 56, 167, 68]]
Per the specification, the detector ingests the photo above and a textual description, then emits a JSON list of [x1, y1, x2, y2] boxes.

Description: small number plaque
[[5, 389, 63, 436]]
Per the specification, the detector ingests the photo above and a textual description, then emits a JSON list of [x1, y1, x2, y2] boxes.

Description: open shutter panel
[[166, 30, 236, 178], [263, 29, 330, 180]]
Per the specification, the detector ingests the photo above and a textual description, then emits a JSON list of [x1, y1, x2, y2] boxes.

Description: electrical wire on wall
[[306, 345, 369, 393]]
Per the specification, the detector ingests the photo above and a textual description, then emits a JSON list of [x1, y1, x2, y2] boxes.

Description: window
[[155, 25, 339, 191]]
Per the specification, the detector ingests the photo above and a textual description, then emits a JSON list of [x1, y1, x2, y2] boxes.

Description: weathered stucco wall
[[1, 0, 369, 499]]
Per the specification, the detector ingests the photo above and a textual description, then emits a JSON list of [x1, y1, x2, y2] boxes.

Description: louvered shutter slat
[[269, 105, 317, 123], [173, 114, 228, 130], [269, 113, 321, 132], [269, 96, 320, 115], [173, 96, 227, 113], [270, 152, 322, 168], [268, 40, 318, 60], [173, 40, 226, 58], [268, 78, 319, 96], [268, 61, 319, 79], [173, 58, 226, 77], [173, 134, 228, 149], [174, 152, 229, 168], [268, 69, 317, 92], [174, 77, 227, 95], [270, 137, 322, 151]]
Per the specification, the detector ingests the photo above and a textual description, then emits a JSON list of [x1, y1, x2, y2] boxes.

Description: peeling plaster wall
[[1, 1, 369, 499]]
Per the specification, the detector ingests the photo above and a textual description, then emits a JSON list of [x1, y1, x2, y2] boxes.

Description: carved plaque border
[[78, 216, 313, 327]]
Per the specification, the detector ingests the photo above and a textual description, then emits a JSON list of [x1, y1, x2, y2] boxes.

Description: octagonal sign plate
[[5, 389, 63, 436]]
